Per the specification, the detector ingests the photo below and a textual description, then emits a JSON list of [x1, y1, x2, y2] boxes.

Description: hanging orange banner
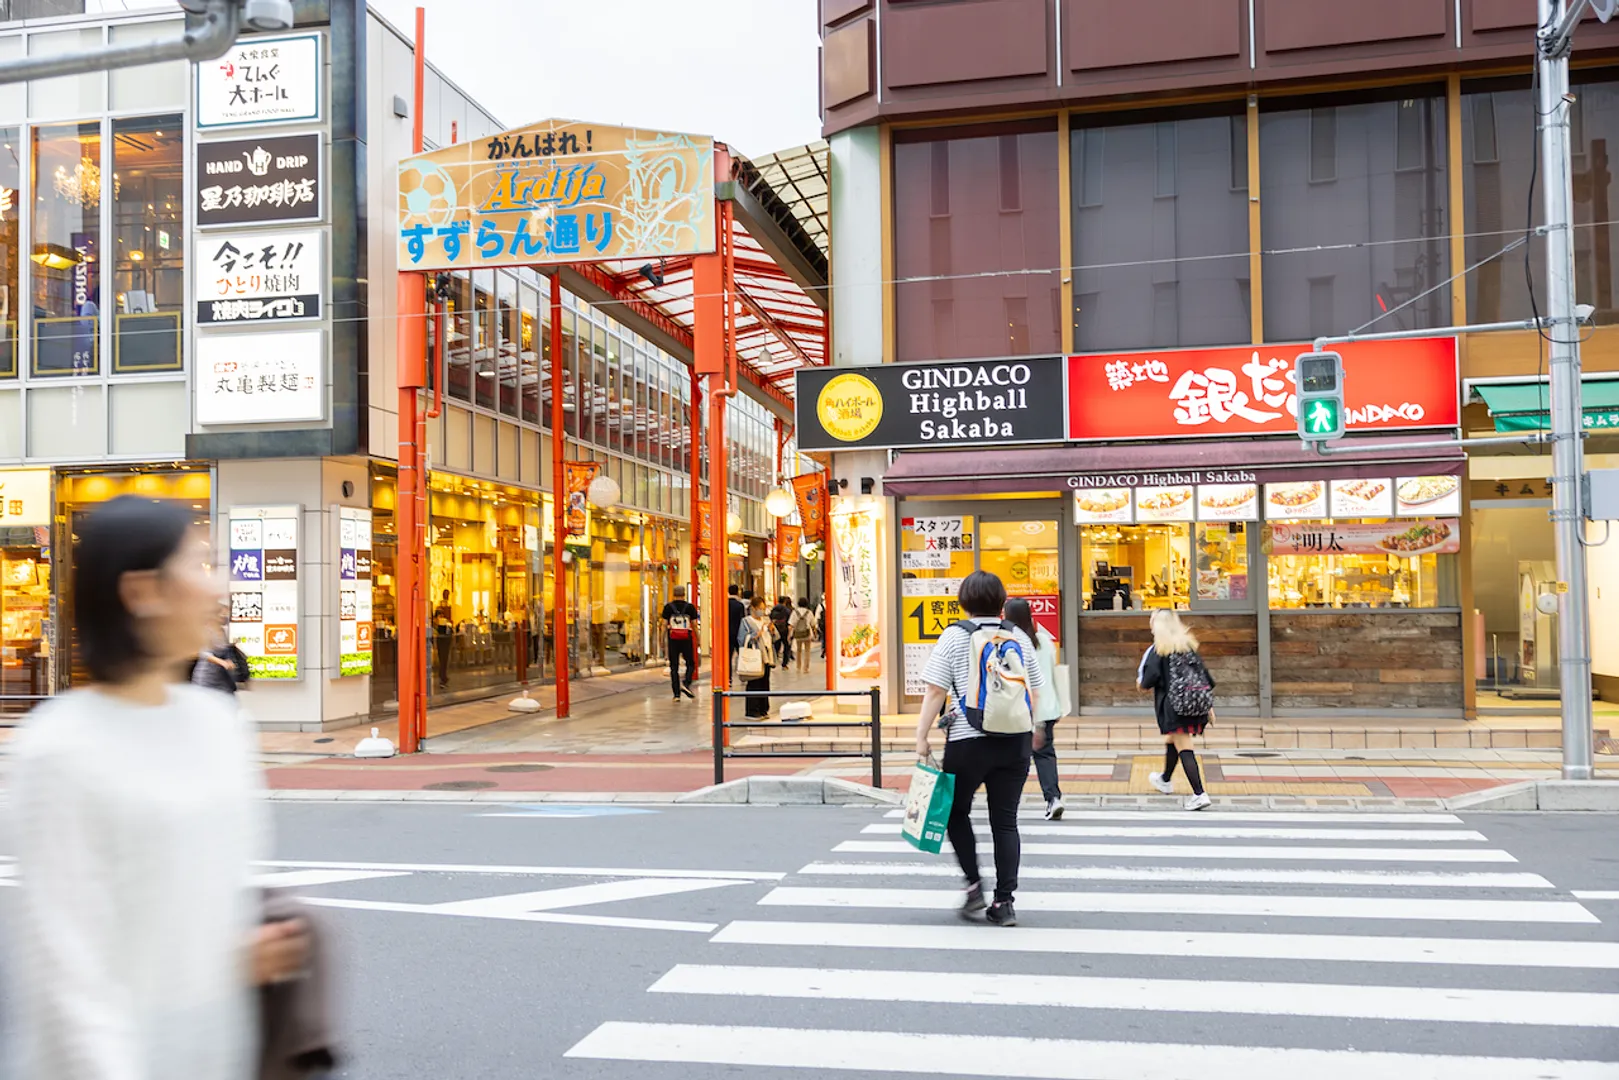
[[778, 523, 802, 565], [564, 461, 599, 536], [696, 498, 711, 555], [791, 472, 827, 541]]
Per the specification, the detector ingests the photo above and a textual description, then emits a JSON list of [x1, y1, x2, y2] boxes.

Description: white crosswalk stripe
[[565, 809, 1619, 1078]]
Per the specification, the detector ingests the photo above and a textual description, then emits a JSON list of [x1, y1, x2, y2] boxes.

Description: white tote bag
[[735, 618, 767, 679]]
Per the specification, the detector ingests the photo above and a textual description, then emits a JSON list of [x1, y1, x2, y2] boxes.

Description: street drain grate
[[423, 780, 498, 791], [1234, 751, 1281, 758], [486, 764, 554, 773]]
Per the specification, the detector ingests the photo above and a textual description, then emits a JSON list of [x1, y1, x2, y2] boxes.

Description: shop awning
[[1474, 379, 1619, 433], [880, 436, 1465, 496]]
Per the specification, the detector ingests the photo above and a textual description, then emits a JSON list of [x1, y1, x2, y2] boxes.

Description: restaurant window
[[893, 120, 1061, 362], [472, 270, 495, 410], [0, 126, 19, 379], [1260, 92, 1449, 342], [446, 271, 472, 401], [31, 121, 102, 378], [111, 115, 183, 373], [1463, 75, 1618, 326], [1081, 524, 1191, 611], [1071, 110, 1250, 352], [560, 310, 578, 436], [519, 280, 539, 424], [495, 272, 518, 416], [1267, 534, 1457, 609], [981, 518, 1059, 597]]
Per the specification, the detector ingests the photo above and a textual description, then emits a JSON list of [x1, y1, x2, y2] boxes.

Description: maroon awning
[[880, 436, 1466, 496]]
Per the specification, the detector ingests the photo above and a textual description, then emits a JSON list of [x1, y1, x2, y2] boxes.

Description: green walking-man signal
[[1305, 399, 1339, 434]]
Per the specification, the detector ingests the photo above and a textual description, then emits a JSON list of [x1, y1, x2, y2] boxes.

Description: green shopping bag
[[900, 759, 956, 854]]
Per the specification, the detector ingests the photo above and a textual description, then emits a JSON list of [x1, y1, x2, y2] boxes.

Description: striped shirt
[[921, 617, 1047, 742]]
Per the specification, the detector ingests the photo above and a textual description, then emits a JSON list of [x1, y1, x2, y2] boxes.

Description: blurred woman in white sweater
[[7, 496, 307, 1079]]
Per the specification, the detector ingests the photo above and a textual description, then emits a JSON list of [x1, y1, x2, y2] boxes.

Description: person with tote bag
[[737, 595, 778, 718], [1003, 597, 1064, 820]]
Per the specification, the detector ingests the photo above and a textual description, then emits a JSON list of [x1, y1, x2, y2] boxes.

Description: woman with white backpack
[[914, 571, 1047, 927], [1138, 609, 1216, 811]]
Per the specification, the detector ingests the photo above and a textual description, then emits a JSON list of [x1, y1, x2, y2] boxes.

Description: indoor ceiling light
[[30, 243, 80, 270]]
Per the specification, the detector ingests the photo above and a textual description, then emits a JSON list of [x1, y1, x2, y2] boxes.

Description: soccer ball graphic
[[398, 159, 458, 229]]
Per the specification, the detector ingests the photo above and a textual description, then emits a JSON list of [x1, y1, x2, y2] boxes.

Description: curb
[[1443, 779, 1619, 811], [676, 777, 904, 806]]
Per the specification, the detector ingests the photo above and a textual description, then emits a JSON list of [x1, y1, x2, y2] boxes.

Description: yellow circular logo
[[817, 373, 884, 442]]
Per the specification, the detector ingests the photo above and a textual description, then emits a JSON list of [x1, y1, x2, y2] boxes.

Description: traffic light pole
[[1536, 0, 1594, 780]]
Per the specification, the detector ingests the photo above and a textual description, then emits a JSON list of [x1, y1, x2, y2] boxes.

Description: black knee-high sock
[[1179, 749, 1204, 795], [1162, 743, 1178, 780]]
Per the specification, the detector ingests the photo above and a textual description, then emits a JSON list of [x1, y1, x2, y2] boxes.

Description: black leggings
[[943, 734, 1032, 903]]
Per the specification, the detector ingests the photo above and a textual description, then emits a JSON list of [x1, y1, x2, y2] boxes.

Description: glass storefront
[[569, 511, 685, 673], [0, 469, 50, 716]]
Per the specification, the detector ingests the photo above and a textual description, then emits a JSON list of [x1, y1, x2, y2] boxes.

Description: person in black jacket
[[727, 585, 746, 682], [1137, 609, 1214, 811], [192, 611, 251, 696]]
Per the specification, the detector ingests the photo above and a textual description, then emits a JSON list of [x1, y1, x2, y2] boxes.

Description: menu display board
[[228, 505, 300, 680], [1265, 481, 1327, 521], [1135, 486, 1195, 522], [1331, 478, 1394, 518], [337, 506, 373, 677], [1269, 519, 1461, 557], [1073, 489, 1133, 524], [1196, 484, 1259, 522], [1395, 475, 1462, 517]]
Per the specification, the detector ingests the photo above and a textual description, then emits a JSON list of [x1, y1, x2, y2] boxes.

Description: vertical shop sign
[[563, 461, 598, 536], [791, 472, 828, 540], [777, 524, 802, 565], [196, 33, 323, 129], [228, 505, 300, 680], [830, 503, 881, 682], [337, 506, 373, 677], [696, 498, 711, 555]]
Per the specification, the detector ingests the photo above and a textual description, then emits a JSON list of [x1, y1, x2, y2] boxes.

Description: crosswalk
[[564, 808, 1619, 1079]]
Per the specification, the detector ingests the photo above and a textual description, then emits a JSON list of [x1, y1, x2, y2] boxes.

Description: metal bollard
[[870, 687, 883, 789], [712, 691, 724, 786]]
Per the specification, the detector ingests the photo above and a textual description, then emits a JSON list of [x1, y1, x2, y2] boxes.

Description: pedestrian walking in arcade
[[1139, 608, 1216, 811], [661, 585, 701, 701], [791, 596, 818, 675], [739, 595, 778, 718], [1004, 596, 1064, 820], [6, 495, 310, 1080], [915, 570, 1047, 927]]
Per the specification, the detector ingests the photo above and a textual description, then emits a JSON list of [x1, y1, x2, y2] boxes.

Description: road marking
[[303, 896, 717, 934], [651, 964, 1619, 1027], [0, 864, 13, 887], [477, 805, 659, 818], [1573, 891, 1619, 900], [834, 840, 1518, 863], [882, 809, 1466, 824], [756, 886, 1598, 924], [861, 823, 1489, 842], [253, 869, 411, 889], [430, 878, 748, 917], [564, 1022, 1619, 1079], [712, 920, 1619, 969], [253, 859, 784, 880], [797, 862, 1557, 888]]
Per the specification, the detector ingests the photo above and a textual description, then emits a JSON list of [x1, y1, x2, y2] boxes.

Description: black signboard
[[795, 356, 1067, 451], [195, 133, 321, 227]]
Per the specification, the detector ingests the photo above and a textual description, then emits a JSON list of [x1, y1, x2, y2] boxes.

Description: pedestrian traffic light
[[1296, 351, 1345, 443]]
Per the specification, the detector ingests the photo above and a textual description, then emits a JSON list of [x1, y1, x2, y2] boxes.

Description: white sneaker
[[1044, 797, 1065, 821], [1184, 792, 1212, 811], [1149, 771, 1175, 795]]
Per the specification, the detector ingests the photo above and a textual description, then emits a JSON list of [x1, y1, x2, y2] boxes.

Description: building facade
[[815, 0, 1619, 721], [0, 0, 797, 727]]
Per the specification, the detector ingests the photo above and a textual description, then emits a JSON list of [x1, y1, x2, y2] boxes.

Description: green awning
[[1475, 379, 1619, 433]]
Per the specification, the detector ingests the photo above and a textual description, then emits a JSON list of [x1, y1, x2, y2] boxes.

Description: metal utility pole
[[0, 1, 292, 85], [1537, 0, 1609, 780]]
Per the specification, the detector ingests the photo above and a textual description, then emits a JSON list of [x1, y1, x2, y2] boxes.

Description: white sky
[[364, 0, 824, 160]]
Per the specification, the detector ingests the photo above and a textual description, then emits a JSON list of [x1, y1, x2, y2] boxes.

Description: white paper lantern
[[726, 511, 743, 535], [587, 474, 621, 508], [764, 487, 796, 518]]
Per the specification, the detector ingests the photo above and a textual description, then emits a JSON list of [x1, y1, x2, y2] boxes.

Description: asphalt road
[[5, 804, 1619, 1078]]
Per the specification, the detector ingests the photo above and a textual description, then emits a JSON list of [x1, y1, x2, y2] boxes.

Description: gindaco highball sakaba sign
[[795, 357, 1067, 451]]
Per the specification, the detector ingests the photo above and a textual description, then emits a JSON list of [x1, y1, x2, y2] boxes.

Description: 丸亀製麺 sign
[[196, 134, 321, 228], [1067, 338, 1459, 440], [796, 357, 1067, 451], [228, 506, 301, 680], [197, 228, 322, 324], [196, 330, 323, 425], [197, 34, 322, 129], [337, 506, 374, 677], [398, 120, 715, 271]]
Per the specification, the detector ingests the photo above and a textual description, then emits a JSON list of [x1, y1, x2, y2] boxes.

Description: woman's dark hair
[[957, 570, 1007, 618], [74, 496, 196, 683], [798, 596, 810, 608], [1002, 596, 1042, 650]]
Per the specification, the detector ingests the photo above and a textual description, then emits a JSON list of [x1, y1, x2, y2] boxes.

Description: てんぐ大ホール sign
[[397, 120, 716, 271]]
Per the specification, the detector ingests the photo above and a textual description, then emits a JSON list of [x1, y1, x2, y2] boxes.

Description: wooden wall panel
[[1064, 0, 1244, 72], [1078, 614, 1260, 710], [884, 0, 1050, 89], [1270, 612, 1464, 711]]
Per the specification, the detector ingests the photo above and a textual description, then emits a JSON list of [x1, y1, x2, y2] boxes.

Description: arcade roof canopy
[[398, 119, 828, 418]]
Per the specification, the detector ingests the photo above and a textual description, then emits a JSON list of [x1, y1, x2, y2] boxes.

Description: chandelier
[[53, 156, 118, 207]]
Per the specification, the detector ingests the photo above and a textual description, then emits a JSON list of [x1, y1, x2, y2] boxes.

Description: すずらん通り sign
[[796, 357, 1067, 451]]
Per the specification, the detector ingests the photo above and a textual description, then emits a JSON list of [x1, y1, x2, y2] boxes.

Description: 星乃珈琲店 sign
[[1066, 338, 1459, 440], [795, 357, 1068, 451], [397, 120, 716, 271]]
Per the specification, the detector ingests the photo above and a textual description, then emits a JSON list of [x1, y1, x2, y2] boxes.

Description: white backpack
[[954, 619, 1034, 736]]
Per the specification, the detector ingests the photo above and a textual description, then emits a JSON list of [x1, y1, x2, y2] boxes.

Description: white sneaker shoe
[[1149, 771, 1175, 795], [1044, 797, 1065, 821], [1185, 792, 1212, 811]]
